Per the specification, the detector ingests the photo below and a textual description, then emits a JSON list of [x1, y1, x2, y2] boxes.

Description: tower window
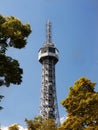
[[41, 48, 48, 53], [48, 47, 55, 53]]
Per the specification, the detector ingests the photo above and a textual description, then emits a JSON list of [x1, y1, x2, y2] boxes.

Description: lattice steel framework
[[38, 21, 60, 125]]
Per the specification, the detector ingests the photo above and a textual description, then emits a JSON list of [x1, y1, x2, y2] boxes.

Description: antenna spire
[[46, 20, 52, 44]]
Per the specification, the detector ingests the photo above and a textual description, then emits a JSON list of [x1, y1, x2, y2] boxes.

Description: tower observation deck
[[38, 21, 60, 125]]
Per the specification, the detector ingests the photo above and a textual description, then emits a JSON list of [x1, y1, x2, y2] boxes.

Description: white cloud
[[18, 125, 27, 130], [1, 125, 27, 130], [1, 126, 8, 130], [60, 115, 67, 124]]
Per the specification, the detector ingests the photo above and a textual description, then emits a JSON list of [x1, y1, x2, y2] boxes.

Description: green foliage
[[0, 14, 31, 109], [25, 116, 43, 130], [0, 54, 23, 87], [8, 124, 19, 130], [60, 77, 98, 130], [0, 14, 31, 86], [25, 116, 57, 130], [40, 118, 57, 130], [0, 95, 4, 110], [0, 15, 31, 53], [85, 126, 98, 130]]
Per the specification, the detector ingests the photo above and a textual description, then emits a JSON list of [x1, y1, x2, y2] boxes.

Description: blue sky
[[0, 0, 98, 127]]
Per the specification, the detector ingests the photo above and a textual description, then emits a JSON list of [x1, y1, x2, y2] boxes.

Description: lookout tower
[[38, 21, 60, 125]]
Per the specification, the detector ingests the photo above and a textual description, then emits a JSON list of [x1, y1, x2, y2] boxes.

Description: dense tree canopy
[[0, 14, 31, 86], [25, 116, 57, 130], [60, 77, 98, 130], [0, 54, 23, 87], [0, 15, 31, 53], [0, 14, 31, 109]]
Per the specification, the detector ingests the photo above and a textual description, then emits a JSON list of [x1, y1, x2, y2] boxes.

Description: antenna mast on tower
[[46, 20, 52, 44]]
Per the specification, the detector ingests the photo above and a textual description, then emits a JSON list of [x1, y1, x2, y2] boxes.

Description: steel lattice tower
[[38, 21, 60, 125]]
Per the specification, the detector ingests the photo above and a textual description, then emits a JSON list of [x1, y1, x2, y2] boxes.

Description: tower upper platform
[[38, 21, 59, 64]]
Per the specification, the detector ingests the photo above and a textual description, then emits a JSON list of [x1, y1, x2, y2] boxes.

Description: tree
[[41, 118, 57, 130], [0, 15, 31, 53], [25, 116, 43, 130], [0, 14, 31, 108], [60, 77, 98, 130], [8, 124, 19, 130], [0, 95, 4, 110], [0, 54, 23, 87], [25, 116, 57, 130]]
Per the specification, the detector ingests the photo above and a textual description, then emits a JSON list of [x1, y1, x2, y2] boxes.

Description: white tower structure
[[38, 21, 60, 125]]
